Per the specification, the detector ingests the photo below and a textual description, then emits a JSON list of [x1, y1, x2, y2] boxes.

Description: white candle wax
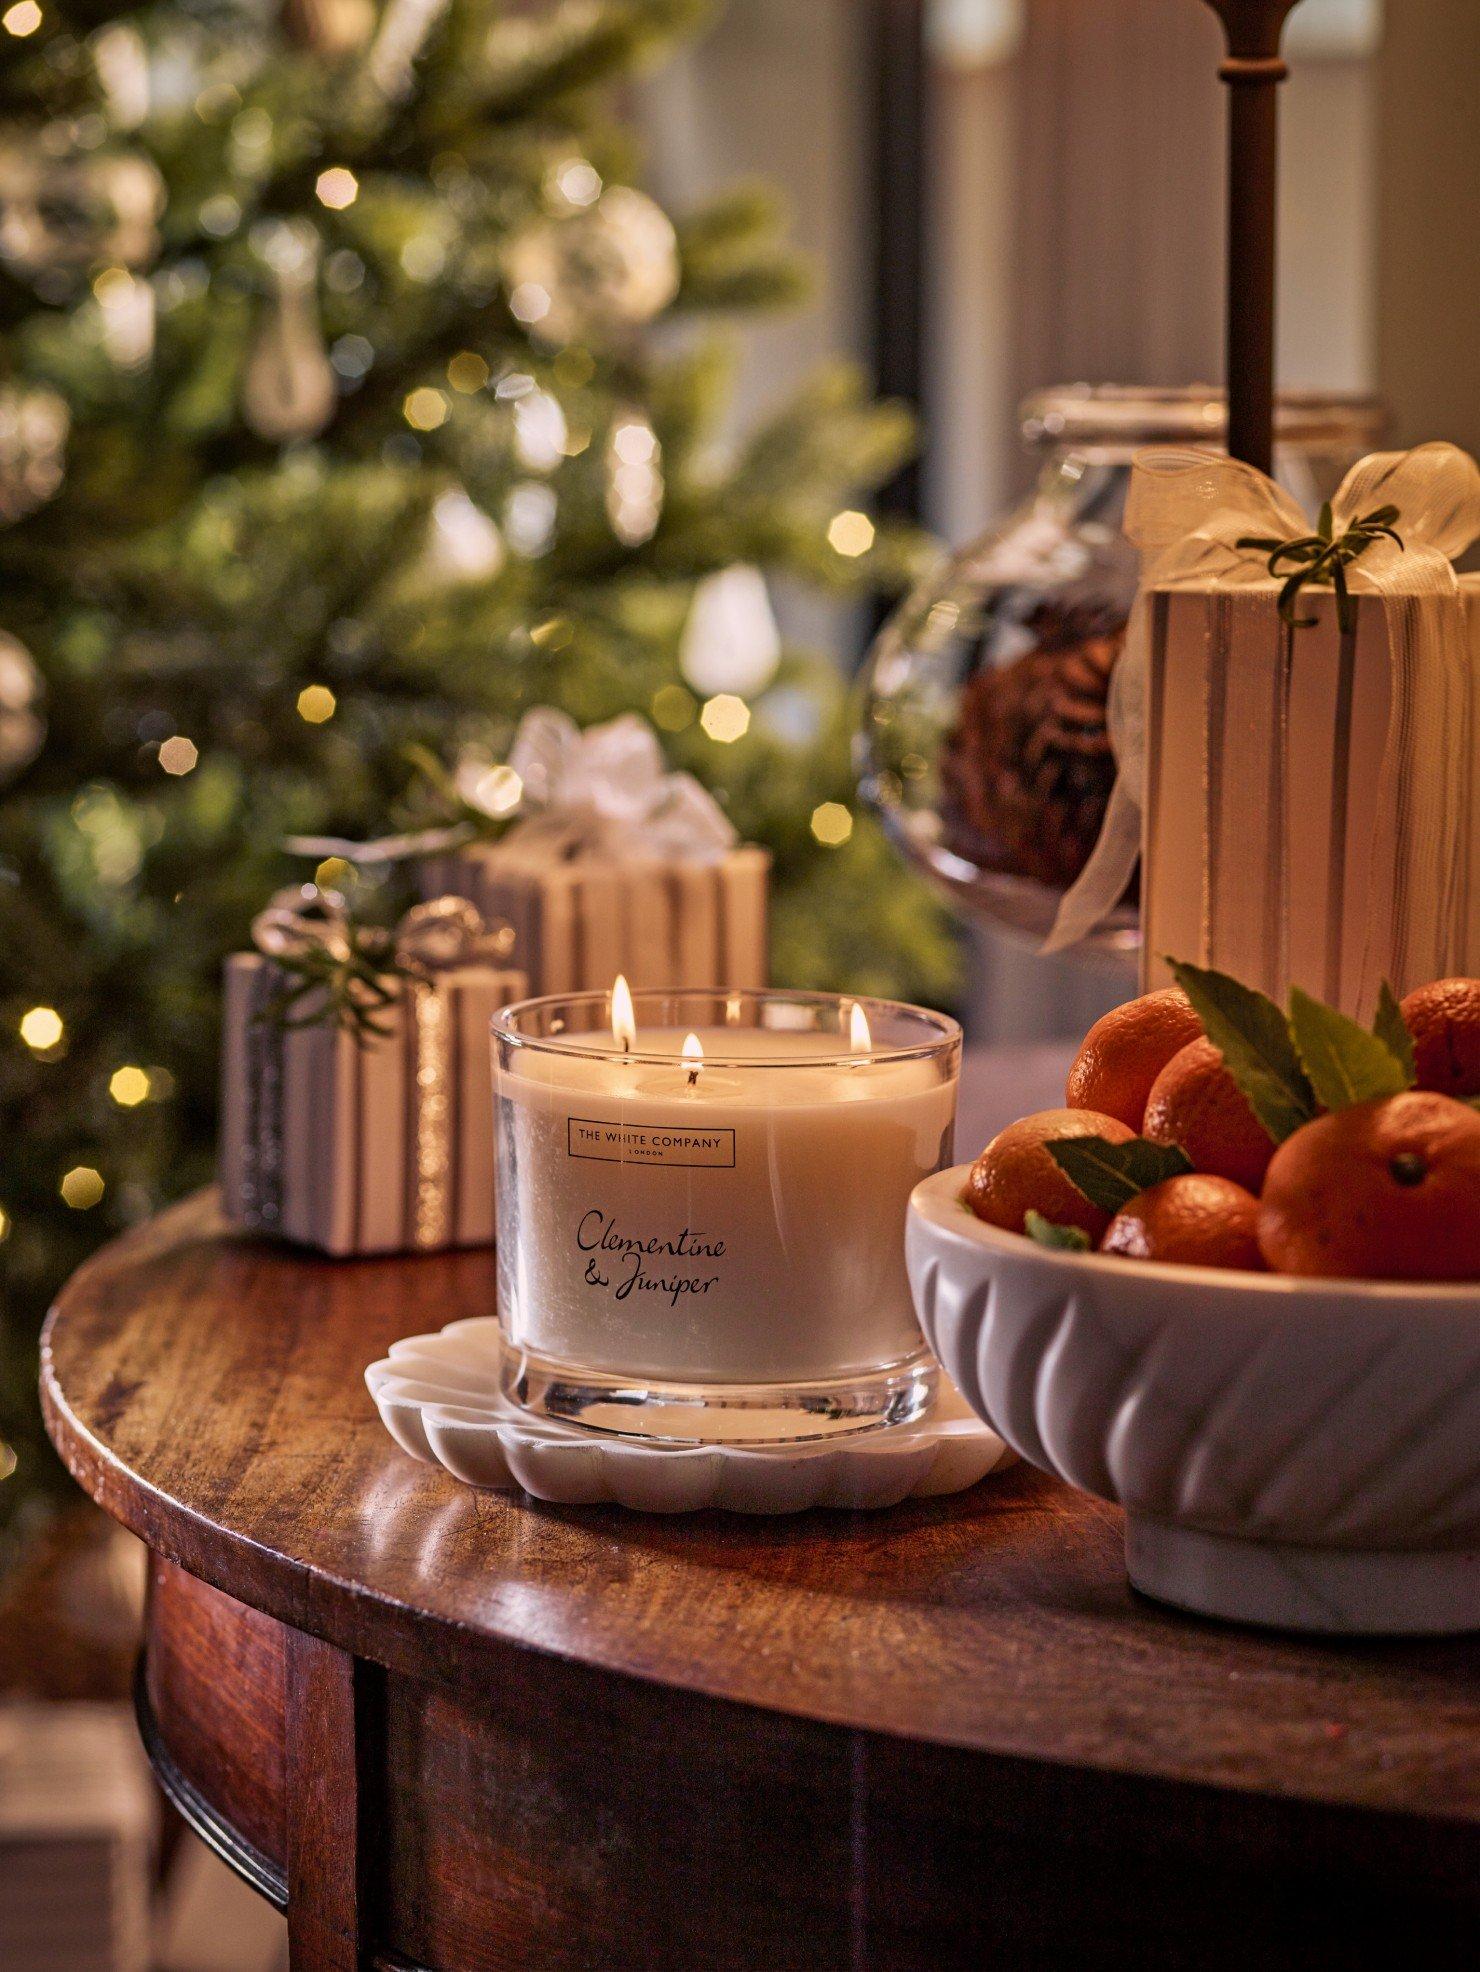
[[495, 1025, 957, 1385]]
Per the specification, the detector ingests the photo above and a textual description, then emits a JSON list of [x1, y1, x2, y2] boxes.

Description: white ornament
[[680, 566, 782, 699], [0, 632, 44, 782], [242, 222, 337, 443], [426, 489, 504, 583], [504, 186, 680, 346]]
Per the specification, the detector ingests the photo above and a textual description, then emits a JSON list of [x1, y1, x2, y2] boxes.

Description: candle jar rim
[[492, 987, 961, 1070]]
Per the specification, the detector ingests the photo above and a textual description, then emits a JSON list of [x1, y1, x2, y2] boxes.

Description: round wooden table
[[42, 1192, 1480, 1971]]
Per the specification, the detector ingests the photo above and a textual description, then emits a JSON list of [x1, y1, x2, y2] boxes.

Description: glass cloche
[[859, 385, 1384, 957]]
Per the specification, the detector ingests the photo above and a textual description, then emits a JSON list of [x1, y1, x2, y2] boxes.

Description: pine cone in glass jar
[[940, 601, 1129, 895]]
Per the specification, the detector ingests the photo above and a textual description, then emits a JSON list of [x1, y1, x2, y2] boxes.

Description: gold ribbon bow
[[1046, 441, 1480, 960]]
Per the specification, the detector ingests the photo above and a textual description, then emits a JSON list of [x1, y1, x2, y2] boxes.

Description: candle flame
[[849, 1002, 872, 1053], [682, 1030, 704, 1085], [611, 973, 636, 1052]]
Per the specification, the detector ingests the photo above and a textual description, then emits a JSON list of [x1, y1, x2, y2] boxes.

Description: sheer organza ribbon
[[1045, 441, 1480, 957], [495, 707, 737, 863]]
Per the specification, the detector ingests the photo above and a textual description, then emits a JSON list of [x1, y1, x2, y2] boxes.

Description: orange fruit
[[966, 1107, 1134, 1242], [1101, 1174, 1265, 1271], [1259, 1091, 1480, 1280], [1400, 977, 1480, 1100], [1064, 987, 1204, 1131], [1143, 1037, 1277, 1192]]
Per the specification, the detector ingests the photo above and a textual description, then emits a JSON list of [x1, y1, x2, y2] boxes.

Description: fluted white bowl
[[907, 1165, 1480, 1634]]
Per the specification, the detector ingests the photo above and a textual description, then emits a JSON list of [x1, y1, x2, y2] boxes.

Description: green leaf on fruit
[[1289, 985, 1413, 1111], [1044, 1136, 1194, 1214], [1024, 1211, 1092, 1251], [1372, 980, 1418, 1084], [1167, 959, 1315, 1143]]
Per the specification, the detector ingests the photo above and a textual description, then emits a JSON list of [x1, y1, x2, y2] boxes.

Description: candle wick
[[686, 1063, 699, 1087]]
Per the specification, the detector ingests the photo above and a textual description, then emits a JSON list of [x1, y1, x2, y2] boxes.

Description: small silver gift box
[[219, 951, 527, 1256]]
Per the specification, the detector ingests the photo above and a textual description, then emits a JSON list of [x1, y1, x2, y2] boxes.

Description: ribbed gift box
[[219, 954, 527, 1254], [415, 842, 770, 995], [1141, 577, 1480, 1016]]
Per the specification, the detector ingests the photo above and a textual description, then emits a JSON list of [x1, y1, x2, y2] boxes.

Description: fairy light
[[465, 764, 523, 818], [509, 282, 552, 325], [827, 510, 875, 558], [19, 1006, 63, 1052], [810, 801, 854, 847], [297, 684, 337, 723], [315, 857, 353, 890], [109, 1065, 150, 1107], [3, 3, 43, 36], [315, 167, 359, 211], [700, 694, 750, 744], [60, 1166, 105, 1209], [447, 351, 489, 393], [404, 387, 448, 432], [651, 684, 695, 733], [551, 158, 602, 208], [159, 735, 199, 775]]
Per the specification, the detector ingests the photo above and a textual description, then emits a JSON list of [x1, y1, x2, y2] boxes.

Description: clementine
[[1259, 1090, 1480, 1280], [1143, 1037, 1278, 1192], [1101, 1174, 1265, 1271], [1399, 977, 1480, 1101], [1064, 987, 1204, 1131], [965, 1107, 1134, 1241]]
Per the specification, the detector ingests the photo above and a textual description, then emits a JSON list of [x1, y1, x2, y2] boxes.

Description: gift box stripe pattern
[[1143, 583, 1480, 1018], [220, 955, 527, 1255], [417, 844, 770, 995]]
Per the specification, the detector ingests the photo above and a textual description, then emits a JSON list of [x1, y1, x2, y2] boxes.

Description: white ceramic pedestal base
[[1126, 1517, 1480, 1636], [367, 1317, 1013, 1514]]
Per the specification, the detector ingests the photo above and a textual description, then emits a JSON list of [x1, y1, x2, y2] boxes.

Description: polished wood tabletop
[[41, 1179, 1480, 1970]]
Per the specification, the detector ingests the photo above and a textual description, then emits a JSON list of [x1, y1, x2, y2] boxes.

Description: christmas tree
[[0, 0, 958, 1541]]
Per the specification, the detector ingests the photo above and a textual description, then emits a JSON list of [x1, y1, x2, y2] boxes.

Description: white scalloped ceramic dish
[[907, 1164, 1480, 1634], [366, 1317, 1013, 1514]]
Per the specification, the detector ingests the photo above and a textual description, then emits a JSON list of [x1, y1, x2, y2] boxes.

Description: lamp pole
[[1203, 1, 1303, 473]]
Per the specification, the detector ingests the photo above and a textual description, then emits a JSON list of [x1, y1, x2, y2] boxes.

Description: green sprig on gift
[[1237, 502, 1404, 636], [257, 915, 416, 1044]]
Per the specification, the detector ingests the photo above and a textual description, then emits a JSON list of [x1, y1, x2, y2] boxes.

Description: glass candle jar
[[859, 386, 1385, 956], [493, 986, 961, 1443]]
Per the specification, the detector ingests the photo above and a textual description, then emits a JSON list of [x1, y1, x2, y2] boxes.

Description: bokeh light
[[19, 1006, 64, 1052], [2, 2, 42, 36], [810, 801, 854, 847], [315, 167, 359, 211], [61, 1166, 105, 1209], [109, 1065, 151, 1107], [297, 685, 337, 723], [159, 735, 199, 775], [404, 387, 448, 431], [700, 694, 750, 744], [827, 510, 875, 558]]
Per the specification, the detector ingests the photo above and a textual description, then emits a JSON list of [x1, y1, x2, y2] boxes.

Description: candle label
[[567, 1116, 737, 1169]]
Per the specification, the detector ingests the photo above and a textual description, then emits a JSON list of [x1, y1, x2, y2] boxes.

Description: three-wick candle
[[492, 985, 960, 1439]]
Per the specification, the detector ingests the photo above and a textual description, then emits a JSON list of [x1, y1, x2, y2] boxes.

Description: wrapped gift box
[[416, 841, 770, 995], [219, 952, 526, 1254], [1141, 577, 1480, 1016]]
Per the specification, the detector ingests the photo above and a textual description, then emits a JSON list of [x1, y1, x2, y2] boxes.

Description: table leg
[[284, 1628, 370, 1970]]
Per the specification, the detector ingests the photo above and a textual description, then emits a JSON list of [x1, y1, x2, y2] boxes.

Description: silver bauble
[[504, 186, 680, 346], [0, 385, 68, 523], [0, 135, 164, 282]]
